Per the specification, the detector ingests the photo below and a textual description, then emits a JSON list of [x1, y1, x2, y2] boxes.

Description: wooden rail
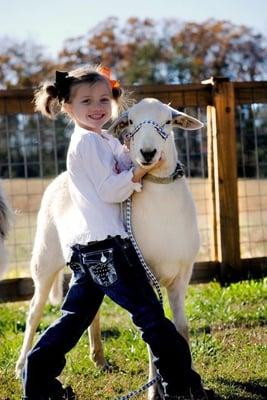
[[1, 81, 267, 113], [204, 78, 241, 280]]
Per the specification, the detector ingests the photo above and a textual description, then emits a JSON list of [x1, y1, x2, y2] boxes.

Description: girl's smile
[[89, 112, 106, 120]]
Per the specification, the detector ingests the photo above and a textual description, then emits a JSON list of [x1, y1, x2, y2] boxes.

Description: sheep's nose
[[140, 149, 157, 162]]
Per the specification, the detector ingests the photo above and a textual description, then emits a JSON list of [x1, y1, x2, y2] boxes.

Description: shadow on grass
[[215, 377, 267, 399]]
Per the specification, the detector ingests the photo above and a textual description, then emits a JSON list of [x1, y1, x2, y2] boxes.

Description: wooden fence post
[[203, 77, 241, 282]]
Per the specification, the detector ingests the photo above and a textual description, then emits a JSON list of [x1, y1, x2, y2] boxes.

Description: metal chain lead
[[115, 374, 161, 400], [125, 197, 163, 306], [114, 198, 163, 400]]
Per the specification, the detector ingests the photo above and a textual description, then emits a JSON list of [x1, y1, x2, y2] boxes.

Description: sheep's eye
[[165, 120, 171, 125], [129, 119, 133, 125]]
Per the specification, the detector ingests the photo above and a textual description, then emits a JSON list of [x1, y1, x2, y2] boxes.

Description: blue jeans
[[22, 236, 202, 399]]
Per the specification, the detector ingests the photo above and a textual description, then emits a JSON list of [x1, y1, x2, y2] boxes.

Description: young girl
[[22, 65, 209, 400]]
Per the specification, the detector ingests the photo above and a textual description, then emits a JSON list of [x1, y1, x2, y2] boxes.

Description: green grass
[[0, 279, 266, 400]]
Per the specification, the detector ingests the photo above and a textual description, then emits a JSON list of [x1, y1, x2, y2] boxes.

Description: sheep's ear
[[108, 112, 129, 140], [170, 107, 204, 130]]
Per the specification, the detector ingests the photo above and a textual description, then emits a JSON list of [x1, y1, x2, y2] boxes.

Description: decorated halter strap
[[129, 120, 169, 141]]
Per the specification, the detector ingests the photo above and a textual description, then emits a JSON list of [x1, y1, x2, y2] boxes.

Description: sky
[[1, 0, 267, 58]]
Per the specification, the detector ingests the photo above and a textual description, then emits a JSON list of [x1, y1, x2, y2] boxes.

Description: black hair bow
[[54, 71, 74, 101]]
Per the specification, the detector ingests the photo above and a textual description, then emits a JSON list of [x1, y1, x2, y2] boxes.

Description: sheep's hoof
[[97, 360, 118, 373], [103, 362, 117, 373]]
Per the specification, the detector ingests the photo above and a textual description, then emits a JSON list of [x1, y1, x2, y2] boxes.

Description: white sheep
[[16, 98, 203, 400], [0, 181, 13, 280]]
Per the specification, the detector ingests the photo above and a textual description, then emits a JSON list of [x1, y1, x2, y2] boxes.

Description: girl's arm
[[74, 135, 141, 203]]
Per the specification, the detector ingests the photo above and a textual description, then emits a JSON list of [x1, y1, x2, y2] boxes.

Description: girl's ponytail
[[112, 86, 122, 100], [34, 82, 62, 119]]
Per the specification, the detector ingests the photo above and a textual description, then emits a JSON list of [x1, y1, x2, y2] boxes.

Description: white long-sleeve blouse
[[65, 125, 141, 255]]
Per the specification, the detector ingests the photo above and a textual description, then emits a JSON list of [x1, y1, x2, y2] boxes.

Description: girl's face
[[66, 81, 112, 133]]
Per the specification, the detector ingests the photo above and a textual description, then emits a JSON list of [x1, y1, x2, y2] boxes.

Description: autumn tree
[[58, 17, 121, 73], [0, 38, 59, 89], [57, 17, 267, 84], [58, 17, 165, 84], [166, 19, 267, 83], [0, 18, 266, 88]]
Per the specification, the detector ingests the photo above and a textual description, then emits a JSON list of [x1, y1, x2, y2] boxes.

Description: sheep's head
[[108, 98, 203, 168]]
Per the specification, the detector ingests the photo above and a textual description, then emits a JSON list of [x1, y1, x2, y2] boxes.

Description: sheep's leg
[[16, 271, 57, 377], [166, 269, 192, 343], [148, 269, 192, 400], [88, 310, 109, 369], [16, 220, 65, 377]]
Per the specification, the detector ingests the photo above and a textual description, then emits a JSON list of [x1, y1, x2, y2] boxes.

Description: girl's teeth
[[90, 115, 103, 119]]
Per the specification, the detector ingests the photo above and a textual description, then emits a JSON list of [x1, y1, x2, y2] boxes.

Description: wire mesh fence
[[0, 83, 266, 279], [1, 108, 213, 277], [236, 103, 267, 259], [1, 112, 71, 277]]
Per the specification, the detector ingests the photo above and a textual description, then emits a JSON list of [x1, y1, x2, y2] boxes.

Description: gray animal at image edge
[[0, 181, 13, 280], [16, 98, 204, 400]]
